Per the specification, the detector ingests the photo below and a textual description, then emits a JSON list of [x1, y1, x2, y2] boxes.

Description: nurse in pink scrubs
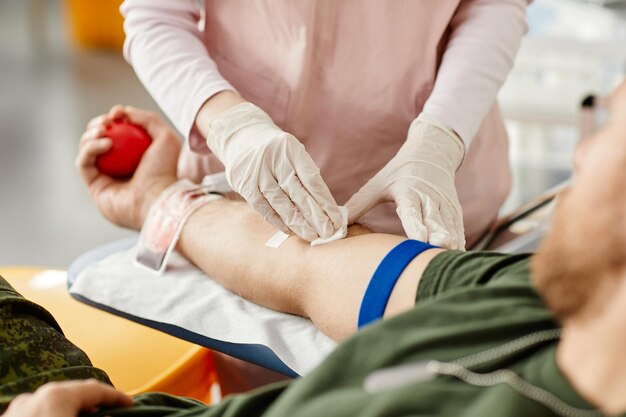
[[120, 0, 530, 249]]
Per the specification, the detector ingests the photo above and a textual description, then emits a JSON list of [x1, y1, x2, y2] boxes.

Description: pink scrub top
[[122, 0, 530, 243]]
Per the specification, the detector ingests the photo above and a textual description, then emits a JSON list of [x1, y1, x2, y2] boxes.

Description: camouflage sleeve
[[0, 276, 111, 412]]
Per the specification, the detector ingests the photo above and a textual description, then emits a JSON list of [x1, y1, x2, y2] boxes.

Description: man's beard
[[531, 194, 625, 323]]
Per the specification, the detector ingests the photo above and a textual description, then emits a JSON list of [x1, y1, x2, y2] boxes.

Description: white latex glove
[[206, 103, 343, 241], [346, 114, 466, 249]]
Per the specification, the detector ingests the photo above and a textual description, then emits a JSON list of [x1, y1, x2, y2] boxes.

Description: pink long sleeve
[[423, 0, 530, 146], [121, 0, 234, 151]]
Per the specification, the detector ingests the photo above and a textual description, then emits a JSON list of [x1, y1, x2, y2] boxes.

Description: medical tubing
[[358, 240, 438, 328]]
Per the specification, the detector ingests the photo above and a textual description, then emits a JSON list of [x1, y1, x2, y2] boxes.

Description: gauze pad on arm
[[264, 206, 349, 249], [311, 206, 349, 246]]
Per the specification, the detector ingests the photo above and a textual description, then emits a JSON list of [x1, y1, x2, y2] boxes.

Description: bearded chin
[[531, 213, 609, 323]]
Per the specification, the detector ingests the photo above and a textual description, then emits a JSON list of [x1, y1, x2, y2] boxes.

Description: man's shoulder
[[417, 250, 534, 302], [410, 250, 555, 346]]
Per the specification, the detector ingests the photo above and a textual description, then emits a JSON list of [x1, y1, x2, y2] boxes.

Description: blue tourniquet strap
[[358, 240, 438, 328]]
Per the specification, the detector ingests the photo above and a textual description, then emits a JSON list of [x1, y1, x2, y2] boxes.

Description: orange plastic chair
[[62, 0, 126, 50], [0, 267, 219, 403]]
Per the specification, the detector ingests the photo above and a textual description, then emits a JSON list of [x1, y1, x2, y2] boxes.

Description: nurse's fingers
[[281, 177, 334, 239], [424, 200, 466, 250], [259, 174, 319, 241], [416, 193, 452, 248], [247, 188, 291, 236], [395, 194, 428, 243], [432, 198, 465, 250], [436, 205, 461, 249], [276, 162, 335, 238], [451, 207, 466, 251], [287, 148, 342, 232], [422, 204, 453, 249]]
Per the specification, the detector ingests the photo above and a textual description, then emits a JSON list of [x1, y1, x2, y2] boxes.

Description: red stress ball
[[96, 121, 152, 178]]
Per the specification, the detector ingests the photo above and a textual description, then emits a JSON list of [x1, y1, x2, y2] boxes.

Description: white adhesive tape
[[265, 231, 290, 249]]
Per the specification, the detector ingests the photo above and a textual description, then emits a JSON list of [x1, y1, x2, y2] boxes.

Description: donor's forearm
[[177, 197, 441, 340]]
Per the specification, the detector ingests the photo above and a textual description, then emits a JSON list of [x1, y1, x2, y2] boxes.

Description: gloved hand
[[346, 114, 466, 249], [205, 103, 343, 241]]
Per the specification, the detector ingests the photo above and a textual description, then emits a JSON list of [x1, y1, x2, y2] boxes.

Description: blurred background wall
[[500, 0, 626, 212], [0, 0, 156, 266], [0, 0, 624, 266]]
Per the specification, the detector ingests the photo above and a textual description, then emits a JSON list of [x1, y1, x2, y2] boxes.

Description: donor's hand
[[2, 379, 133, 417], [75, 105, 180, 230]]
